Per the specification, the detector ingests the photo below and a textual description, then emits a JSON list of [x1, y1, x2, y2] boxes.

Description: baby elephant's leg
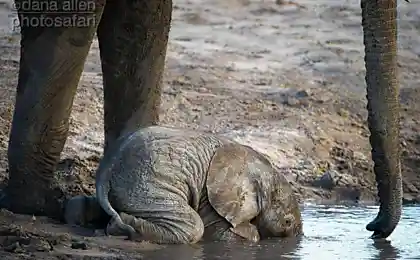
[[64, 195, 91, 226], [199, 199, 260, 242], [107, 203, 204, 244], [64, 195, 110, 228], [202, 219, 260, 242]]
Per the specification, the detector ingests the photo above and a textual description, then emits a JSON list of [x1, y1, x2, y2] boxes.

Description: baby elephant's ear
[[206, 143, 266, 241]]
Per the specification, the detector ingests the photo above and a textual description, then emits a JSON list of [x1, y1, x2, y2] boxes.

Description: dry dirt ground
[[0, 0, 419, 258]]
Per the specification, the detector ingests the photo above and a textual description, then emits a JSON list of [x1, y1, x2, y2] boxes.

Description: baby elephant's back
[[107, 126, 222, 213]]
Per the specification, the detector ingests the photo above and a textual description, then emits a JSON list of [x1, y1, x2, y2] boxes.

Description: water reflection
[[140, 244, 202, 259], [370, 240, 400, 260], [141, 237, 303, 260], [202, 237, 302, 260], [140, 205, 419, 260]]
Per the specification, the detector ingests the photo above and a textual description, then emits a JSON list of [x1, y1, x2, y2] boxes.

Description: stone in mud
[[1, 236, 53, 253], [71, 240, 88, 250], [403, 180, 419, 194], [333, 187, 361, 203], [25, 237, 53, 252], [284, 90, 310, 107], [295, 90, 309, 98], [312, 170, 338, 190], [402, 194, 420, 205], [2, 241, 23, 253]]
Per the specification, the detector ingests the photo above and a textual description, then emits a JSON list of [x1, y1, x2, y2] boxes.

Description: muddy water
[[140, 204, 419, 260]]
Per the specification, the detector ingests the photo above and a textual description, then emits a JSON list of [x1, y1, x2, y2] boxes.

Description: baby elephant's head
[[64, 195, 109, 228], [255, 175, 303, 238]]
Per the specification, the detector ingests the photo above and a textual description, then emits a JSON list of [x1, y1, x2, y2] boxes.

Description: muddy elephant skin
[[66, 126, 302, 244], [4, 0, 172, 218], [361, 0, 402, 239]]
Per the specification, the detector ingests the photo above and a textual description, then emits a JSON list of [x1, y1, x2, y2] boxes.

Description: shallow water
[[141, 204, 419, 260]]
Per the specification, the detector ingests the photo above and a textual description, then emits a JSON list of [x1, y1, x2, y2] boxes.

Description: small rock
[[197, 87, 208, 93], [338, 108, 349, 118], [285, 96, 299, 106], [313, 170, 338, 190], [334, 187, 361, 203], [403, 180, 419, 194], [414, 135, 420, 145], [71, 240, 88, 250], [402, 194, 420, 205], [2, 236, 29, 248], [0, 208, 14, 217], [295, 90, 309, 98], [336, 174, 356, 187], [25, 238, 53, 252], [283, 90, 310, 107], [3, 241, 24, 253]]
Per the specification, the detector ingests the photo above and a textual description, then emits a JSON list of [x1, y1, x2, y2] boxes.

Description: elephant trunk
[[361, 0, 402, 239]]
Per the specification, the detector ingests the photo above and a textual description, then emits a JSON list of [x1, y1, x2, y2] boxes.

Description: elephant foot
[[106, 212, 138, 240], [0, 178, 68, 220], [366, 213, 391, 239], [366, 208, 397, 239], [64, 195, 110, 229]]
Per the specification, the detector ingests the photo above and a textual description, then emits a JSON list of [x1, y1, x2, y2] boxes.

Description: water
[[140, 204, 420, 260]]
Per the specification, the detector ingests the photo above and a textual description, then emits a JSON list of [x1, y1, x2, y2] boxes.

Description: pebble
[[402, 194, 420, 205], [71, 240, 88, 250], [312, 170, 338, 190]]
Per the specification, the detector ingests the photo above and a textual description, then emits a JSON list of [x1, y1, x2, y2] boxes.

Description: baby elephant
[[64, 126, 302, 244]]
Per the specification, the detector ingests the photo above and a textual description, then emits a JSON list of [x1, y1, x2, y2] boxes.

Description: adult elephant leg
[[361, 0, 402, 239], [97, 0, 172, 152], [4, 1, 105, 218]]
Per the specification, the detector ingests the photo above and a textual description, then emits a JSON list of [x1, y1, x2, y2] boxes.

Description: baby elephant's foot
[[64, 195, 108, 228], [64, 195, 91, 227], [106, 212, 137, 238]]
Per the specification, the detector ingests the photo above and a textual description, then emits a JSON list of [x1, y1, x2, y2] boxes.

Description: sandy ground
[[0, 0, 419, 258]]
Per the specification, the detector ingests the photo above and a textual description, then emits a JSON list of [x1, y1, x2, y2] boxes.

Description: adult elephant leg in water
[[3, 0, 172, 218], [361, 0, 402, 239]]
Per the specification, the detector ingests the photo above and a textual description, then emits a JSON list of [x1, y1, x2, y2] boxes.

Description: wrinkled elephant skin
[[65, 126, 302, 244], [4, 0, 171, 218], [361, 0, 402, 239]]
